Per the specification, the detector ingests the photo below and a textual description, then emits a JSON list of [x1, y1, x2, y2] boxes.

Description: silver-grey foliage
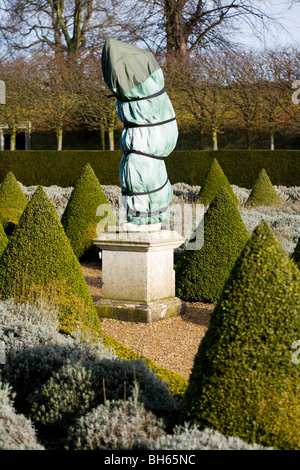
[[172, 183, 201, 203], [0, 80, 5, 105], [231, 184, 251, 205], [149, 422, 273, 450], [274, 185, 300, 203], [0, 381, 44, 450], [67, 382, 165, 450], [0, 298, 277, 450], [17, 182, 299, 255], [66, 390, 272, 451], [29, 357, 180, 432], [18, 182, 73, 219], [240, 207, 300, 254], [0, 299, 115, 358], [0, 299, 115, 406], [0, 299, 73, 351]]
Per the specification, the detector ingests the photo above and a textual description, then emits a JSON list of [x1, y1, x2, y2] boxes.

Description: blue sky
[[240, 1, 300, 49]]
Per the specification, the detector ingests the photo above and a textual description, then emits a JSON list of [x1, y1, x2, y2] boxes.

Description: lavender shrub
[[16, 181, 299, 256]]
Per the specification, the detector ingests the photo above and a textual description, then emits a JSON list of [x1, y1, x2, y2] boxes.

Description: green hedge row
[[0, 149, 299, 188], [0, 150, 122, 187], [167, 150, 300, 188]]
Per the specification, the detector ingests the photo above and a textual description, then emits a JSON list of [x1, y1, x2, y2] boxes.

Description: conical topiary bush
[[0, 172, 28, 234], [291, 237, 300, 268], [181, 221, 300, 450], [176, 186, 249, 303], [0, 186, 101, 338], [0, 221, 8, 258], [61, 163, 117, 260], [197, 158, 238, 206], [245, 168, 282, 208]]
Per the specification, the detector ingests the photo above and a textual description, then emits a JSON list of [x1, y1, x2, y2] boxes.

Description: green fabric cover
[[101, 38, 160, 99], [102, 38, 178, 225]]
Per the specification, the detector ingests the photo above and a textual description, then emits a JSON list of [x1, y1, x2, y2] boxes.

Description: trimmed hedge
[[167, 150, 300, 188], [245, 168, 282, 208], [61, 163, 116, 260], [0, 171, 28, 233], [0, 149, 299, 188], [181, 221, 300, 450], [0, 151, 122, 187], [0, 222, 7, 258], [0, 186, 102, 338], [175, 186, 249, 303], [196, 158, 238, 206]]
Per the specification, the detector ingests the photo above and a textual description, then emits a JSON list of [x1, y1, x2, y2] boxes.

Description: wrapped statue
[[0, 80, 5, 105], [101, 38, 178, 230]]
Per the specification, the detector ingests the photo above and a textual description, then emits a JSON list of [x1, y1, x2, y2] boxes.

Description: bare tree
[[174, 51, 232, 149], [31, 54, 83, 150], [0, 0, 123, 57], [0, 57, 37, 149], [127, 0, 283, 59], [79, 55, 119, 150], [268, 47, 300, 141], [0, 0, 290, 60], [226, 50, 264, 149], [256, 81, 284, 150], [256, 48, 300, 150]]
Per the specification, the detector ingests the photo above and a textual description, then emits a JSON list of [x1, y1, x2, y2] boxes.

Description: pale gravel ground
[[81, 260, 214, 380]]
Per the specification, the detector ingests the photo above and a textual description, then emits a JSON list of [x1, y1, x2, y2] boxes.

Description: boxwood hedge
[[196, 158, 238, 206], [61, 163, 116, 260], [0, 171, 28, 233], [0, 221, 7, 258], [181, 221, 300, 450], [176, 186, 249, 303], [245, 168, 282, 208], [0, 150, 299, 188], [0, 186, 102, 338]]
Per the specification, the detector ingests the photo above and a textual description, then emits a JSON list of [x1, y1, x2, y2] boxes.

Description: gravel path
[[81, 260, 214, 380]]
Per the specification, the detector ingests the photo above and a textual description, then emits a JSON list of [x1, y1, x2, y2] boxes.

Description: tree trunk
[[107, 106, 116, 151], [0, 130, 4, 151], [100, 127, 105, 150], [246, 129, 251, 150], [108, 128, 114, 151], [212, 129, 218, 151], [270, 128, 275, 151], [10, 128, 16, 151], [56, 128, 63, 151], [164, 0, 188, 59]]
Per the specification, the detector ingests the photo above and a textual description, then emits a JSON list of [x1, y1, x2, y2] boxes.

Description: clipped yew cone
[[182, 221, 300, 450], [0, 186, 102, 338], [61, 163, 116, 260], [197, 158, 238, 206], [245, 168, 282, 208], [0, 171, 28, 234], [176, 186, 249, 303]]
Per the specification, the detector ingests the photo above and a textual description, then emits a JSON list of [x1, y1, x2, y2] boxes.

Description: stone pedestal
[[93, 229, 186, 322]]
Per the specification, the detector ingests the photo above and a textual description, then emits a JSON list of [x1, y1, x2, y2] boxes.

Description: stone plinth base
[[95, 297, 185, 323], [93, 229, 185, 322]]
